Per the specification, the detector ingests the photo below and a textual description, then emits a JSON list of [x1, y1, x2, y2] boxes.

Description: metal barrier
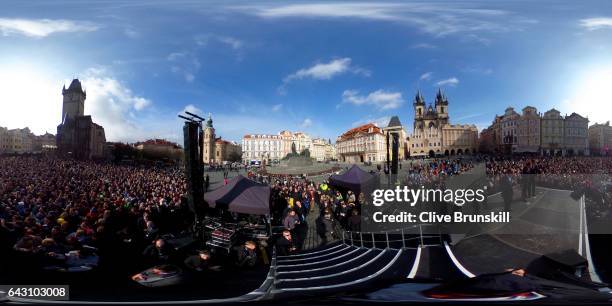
[[340, 223, 444, 249]]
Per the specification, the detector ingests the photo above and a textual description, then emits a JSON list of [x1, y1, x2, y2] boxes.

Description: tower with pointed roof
[[202, 113, 216, 164], [61, 79, 86, 122], [56, 78, 106, 159], [413, 90, 425, 119], [435, 88, 449, 124]]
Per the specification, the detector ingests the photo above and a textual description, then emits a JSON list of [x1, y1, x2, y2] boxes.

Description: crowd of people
[[401, 158, 477, 187], [268, 175, 363, 256], [0, 156, 192, 272], [484, 156, 612, 216], [1, 154, 610, 279]]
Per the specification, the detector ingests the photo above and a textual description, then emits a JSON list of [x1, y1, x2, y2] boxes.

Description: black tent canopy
[[204, 175, 271, 215], [329, 165, 377, 195]]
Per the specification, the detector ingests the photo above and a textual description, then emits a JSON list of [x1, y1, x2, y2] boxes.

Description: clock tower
[[61, 79, 86, 122]]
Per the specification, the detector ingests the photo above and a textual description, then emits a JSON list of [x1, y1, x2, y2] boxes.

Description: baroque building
[[486, 107, 590, 156], [241, 130, 318, 163], [56, 79, 106, 159], [500, 107, 520, 153], [336, 123, 386, 163], [311, 138, 335, 162], [0, 127, 56, 154], [541, 109, 564, 154], [517, 106, 541, 153], [564, 112, 589, 156], [201, 115, 241, 164], [588, 121, 611, 156], [408, 89, 478, 157]]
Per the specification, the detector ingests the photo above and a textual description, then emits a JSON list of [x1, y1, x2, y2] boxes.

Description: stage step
[[270, 248, 409, 299], [276, 248, 382, 279], [276, 247, 367, 272]]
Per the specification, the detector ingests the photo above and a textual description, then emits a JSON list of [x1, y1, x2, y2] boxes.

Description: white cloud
[[284, 58, 367, 81], [279, 58, 369, 94], [0, 18, 97, 38], [123, 26, 139, 38], [412, 43, 437, 49], [217, 36, 243, 49], [195, 34, 244, 49], [342, 89, 403, 110], [236, 3, 536, 37], [301, 118, 313, 128], [461, 66, 493, 75], [271, 104, 283, 111], [81, 70, 154, 141], [167, 52, 186, 61], [579, 17, 612, 31], [0, 65, 159, 142], [454, 112, 486, 121], [181, 104, 203, 116], [419, 72, 433, 81], [435, 77, 459, 87], [352, 116, 392, 128], [168, 52, 201, 83]]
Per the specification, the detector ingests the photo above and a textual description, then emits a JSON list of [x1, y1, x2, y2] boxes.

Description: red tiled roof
[[339, 123, 381, 140]]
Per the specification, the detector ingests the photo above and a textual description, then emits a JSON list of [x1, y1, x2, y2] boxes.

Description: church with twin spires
[[409, 89, 478, 157]]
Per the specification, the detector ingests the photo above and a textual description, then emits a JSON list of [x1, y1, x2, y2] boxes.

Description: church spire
[[414, 90, 425, 105], [435, 88, 448, 105], [206, 113, 213, 128]]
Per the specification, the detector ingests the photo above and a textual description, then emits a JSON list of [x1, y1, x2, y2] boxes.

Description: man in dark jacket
[[235, 241, 258, 268], [276, 230, 296, 256], [184, 250, 210, 271], [142, 238, 174, 265]]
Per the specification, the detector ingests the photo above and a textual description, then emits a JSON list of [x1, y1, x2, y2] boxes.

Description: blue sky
[[1, 0, 612, 143]]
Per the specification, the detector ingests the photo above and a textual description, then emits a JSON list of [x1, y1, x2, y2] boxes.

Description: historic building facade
[[441, 124, 479, 155], [336, 123, 386, 163], [325, 141, 337, 161], [564, 113, 589, 156], [242, 133, 286, 163], [0, 127, 33, 154], [0, 127, 56, 154], [500, 107, 520, 153], [311, 138, 335, 162], [486, 107, 590, 155], [201, 115, 241, 164], [241, 130, 315, 163], [517, 106, 541, 153], [588, 121, 612, 156], [290, 132, 312, 154], [408, 90, 478, 157], [56, 79, 106, 159], [135, 139, 183, 161], [541, 109, 564, 155]]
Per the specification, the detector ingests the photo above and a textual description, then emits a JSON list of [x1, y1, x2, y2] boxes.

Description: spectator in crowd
[[235, 241, 258, 268], [184, 250, 211, 272], [143, 238, 173, 265], [276, 230, 296, 256], [283, 210, 299, 231]]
